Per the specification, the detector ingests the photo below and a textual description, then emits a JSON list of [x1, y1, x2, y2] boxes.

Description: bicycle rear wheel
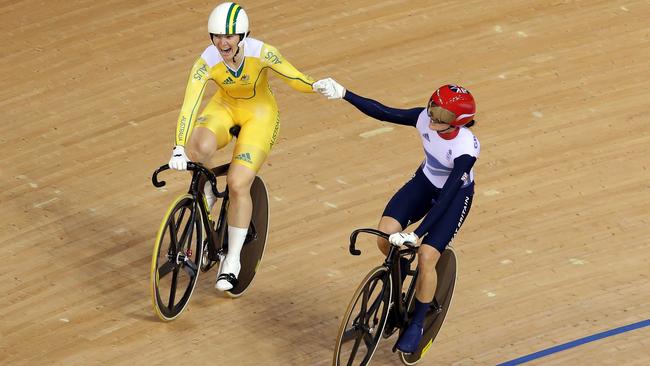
[[226, 176, 269, 297], [150, 194, 203, 321], [400, 247, 457, 365], [333, 266, 392, 366]]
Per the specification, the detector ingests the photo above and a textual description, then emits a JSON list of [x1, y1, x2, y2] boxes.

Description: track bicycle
[[149, 130, 269, 321], [333, 228, 458, 365]]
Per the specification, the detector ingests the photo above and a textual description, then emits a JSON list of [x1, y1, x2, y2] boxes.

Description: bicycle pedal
[[431, 299, 443, 314]]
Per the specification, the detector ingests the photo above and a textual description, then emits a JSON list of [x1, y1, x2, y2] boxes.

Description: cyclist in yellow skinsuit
[[168, 2, 318, 291]]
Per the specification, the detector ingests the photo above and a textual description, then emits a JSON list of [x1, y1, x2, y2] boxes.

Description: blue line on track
[[497, 318, 650, 365]]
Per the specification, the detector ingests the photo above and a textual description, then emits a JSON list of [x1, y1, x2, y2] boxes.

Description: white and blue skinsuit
[[343, 90, 480, 252]]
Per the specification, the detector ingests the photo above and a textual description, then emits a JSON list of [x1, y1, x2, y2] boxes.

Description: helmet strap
[[437, 127, 460, 140], [233, 32, 248, 62], [237, 32, 249, 49]]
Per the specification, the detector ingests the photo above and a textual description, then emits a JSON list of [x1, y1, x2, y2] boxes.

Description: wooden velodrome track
[[2, 1, 649, 365]]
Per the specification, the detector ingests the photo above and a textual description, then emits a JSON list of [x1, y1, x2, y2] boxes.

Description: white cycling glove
[[388, 232, 419, 247], [313, 78, 346, 100], [169, 145, 190, 171]]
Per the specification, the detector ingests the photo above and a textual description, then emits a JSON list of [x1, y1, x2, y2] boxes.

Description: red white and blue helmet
[[430, 84, 476, 127]]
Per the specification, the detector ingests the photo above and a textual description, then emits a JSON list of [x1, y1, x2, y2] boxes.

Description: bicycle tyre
[[333, 266, 392, 366], [150, 194, 203, 321]]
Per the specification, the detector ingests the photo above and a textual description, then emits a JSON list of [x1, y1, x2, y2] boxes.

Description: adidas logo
[[422, 133, 430, 142], [235, 152, 252, 164], [223, 77, 235, 85]]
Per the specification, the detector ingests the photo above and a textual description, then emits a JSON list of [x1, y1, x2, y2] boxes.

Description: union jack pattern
[[449, 84, 470, 94]]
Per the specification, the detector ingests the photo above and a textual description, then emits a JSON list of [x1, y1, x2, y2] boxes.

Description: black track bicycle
[[149, 132, 269, 321], [333, 228, 457, 365]]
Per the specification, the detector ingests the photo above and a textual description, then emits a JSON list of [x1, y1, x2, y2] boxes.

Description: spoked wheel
[[333, 266, 392, 366], [400, 247, 457, 365], [226, 176, 269, 297], [150, 194, 203, 321]]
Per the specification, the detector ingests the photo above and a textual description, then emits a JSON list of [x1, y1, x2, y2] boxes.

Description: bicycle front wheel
[[333, 266, 392, 366], [150, 194, 203, 321], [400, 247, 457, 365]]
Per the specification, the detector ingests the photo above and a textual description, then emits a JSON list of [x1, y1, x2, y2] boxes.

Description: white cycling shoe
[[215, 256, 241, 291]]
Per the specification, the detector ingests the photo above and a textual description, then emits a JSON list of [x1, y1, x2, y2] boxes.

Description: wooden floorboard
[[2, 1, 649, 365]]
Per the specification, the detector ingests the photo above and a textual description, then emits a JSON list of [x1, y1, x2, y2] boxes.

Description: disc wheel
[[225, 176, 270, 297], [400, 247, 457, 365]]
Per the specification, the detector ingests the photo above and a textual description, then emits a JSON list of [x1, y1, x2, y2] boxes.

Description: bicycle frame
[[349, 229, 419, 335], [153, 162, 229, 266], [152, 160, 262, 266], [150, 148, 270, 318]]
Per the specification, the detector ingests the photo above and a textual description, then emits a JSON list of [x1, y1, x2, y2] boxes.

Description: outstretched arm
[[343, 90, 422, 126], [313, 78, 421, 126], [263, 44, 315, 93]]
